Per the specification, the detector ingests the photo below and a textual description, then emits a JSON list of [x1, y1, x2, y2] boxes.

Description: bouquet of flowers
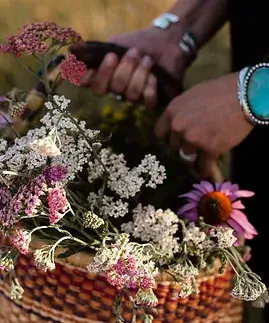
[[0, 22, 268, 323]]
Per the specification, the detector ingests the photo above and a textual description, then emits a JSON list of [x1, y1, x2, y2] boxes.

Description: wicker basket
[[0, 248, 243, 323]]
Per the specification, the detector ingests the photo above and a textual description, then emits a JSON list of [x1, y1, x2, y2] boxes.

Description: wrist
[[146, 26, 192, 76]]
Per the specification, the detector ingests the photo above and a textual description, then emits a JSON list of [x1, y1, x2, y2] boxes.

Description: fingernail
[[126, 48, 139, 59], [141, 56, 153, 68], [104, 53, 117, 67]]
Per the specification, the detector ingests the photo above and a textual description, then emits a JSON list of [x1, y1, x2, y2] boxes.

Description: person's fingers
[[80, 69, 95, 87], [125, 55, 153, 102], [179, 141, 198, 164], [90, 52, 119, 95], [143, 74, 158, 108], [110, 48, 141, 94], [155, 112, 171, 140]]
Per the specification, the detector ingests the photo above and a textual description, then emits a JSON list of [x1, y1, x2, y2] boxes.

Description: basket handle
[[207, 159, 224, 182]]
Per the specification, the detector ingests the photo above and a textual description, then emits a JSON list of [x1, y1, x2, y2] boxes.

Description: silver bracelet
[[152, 13, 180, 30], [238, 63, 269, 125], [237, 66, 254, 125], [179, 31, 197, 60]]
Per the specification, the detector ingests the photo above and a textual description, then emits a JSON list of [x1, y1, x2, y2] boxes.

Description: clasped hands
[[70, 36, 254, 178]]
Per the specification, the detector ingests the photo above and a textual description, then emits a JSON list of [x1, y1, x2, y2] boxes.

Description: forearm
[[188, 0, 229, 48], [164, 0, 229, 48]]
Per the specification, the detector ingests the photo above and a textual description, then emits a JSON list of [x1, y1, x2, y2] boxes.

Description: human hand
[[154, 73, 254, 177], [70, 26, 190, 108]]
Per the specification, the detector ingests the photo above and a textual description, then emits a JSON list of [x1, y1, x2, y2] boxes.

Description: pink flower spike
[[47, 187, 69, 224], [59, 53, 87, 86], [11, 229, 31, 254]]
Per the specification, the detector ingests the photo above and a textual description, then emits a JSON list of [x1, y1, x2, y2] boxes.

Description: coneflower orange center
[[198, 191, 232, 225]]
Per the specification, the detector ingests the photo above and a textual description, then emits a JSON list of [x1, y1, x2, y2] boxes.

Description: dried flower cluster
[[0, 22, 268, 321], [0, 22, 82, 56]]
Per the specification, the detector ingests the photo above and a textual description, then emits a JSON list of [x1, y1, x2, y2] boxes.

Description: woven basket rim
[[30, 238, 227, 283]]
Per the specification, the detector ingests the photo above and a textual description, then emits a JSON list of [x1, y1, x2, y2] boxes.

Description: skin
[[75, 0, 228, 108], [70, 0, 242, 174], [154, 73, 254, 176], [77, 25, 189, 108]]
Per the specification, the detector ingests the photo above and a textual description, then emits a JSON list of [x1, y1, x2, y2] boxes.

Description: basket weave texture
[[0, 251, 243, 323]]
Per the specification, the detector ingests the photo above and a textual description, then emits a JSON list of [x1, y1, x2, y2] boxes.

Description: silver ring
[[179, 148, 197, 162], [109, 92, 123, 101]]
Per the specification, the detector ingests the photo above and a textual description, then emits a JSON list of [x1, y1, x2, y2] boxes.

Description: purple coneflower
[[178, 181, 257, 240]]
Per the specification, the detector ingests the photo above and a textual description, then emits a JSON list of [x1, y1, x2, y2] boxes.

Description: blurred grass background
[[0, 0, 231, 93]]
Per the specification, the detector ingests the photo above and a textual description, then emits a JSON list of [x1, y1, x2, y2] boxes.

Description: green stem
[[30, 225, 57, 235], [229, 246, 261, 280], [51, 72, 62, 93], [220, 248, 246, 274], [0, 170, 32, 178], [123, 288, 137, 321], [41, 53, 51, 95], [66, 188, 88, 212], [61, 219, 101, 245], [51, 235, 88, 254], [17, 60, 42, 84]]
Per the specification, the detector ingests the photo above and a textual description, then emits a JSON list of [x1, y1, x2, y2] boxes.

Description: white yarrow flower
[[29, 135, 61, 157]]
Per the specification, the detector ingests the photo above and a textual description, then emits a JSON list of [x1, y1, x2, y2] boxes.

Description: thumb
[[197, 153, 224, 182]]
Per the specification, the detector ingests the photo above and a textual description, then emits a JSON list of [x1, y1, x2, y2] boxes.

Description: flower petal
[[230, 210, 258, 236], [179, 210, 199, 222], [179, 191, 202, 202], [178, 202, 197, 215], [234, 190, 255, 198], [244, 231, 256, 240], [227, 218, 245, 235], [232, 200, 245, 210], [219, 181, 233, 193], [229, 183, 239, 193], [193, 181, 214, 194], [215, 182, 222, 191]]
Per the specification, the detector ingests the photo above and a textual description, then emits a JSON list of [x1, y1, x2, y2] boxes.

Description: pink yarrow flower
[[0, 186, 11, 210], [105, 254, 155, 291], [59, 53, 87, 86], [0, 175, 47, 227], [178, 181, 257, 240], [0, 22, 83, 56]]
